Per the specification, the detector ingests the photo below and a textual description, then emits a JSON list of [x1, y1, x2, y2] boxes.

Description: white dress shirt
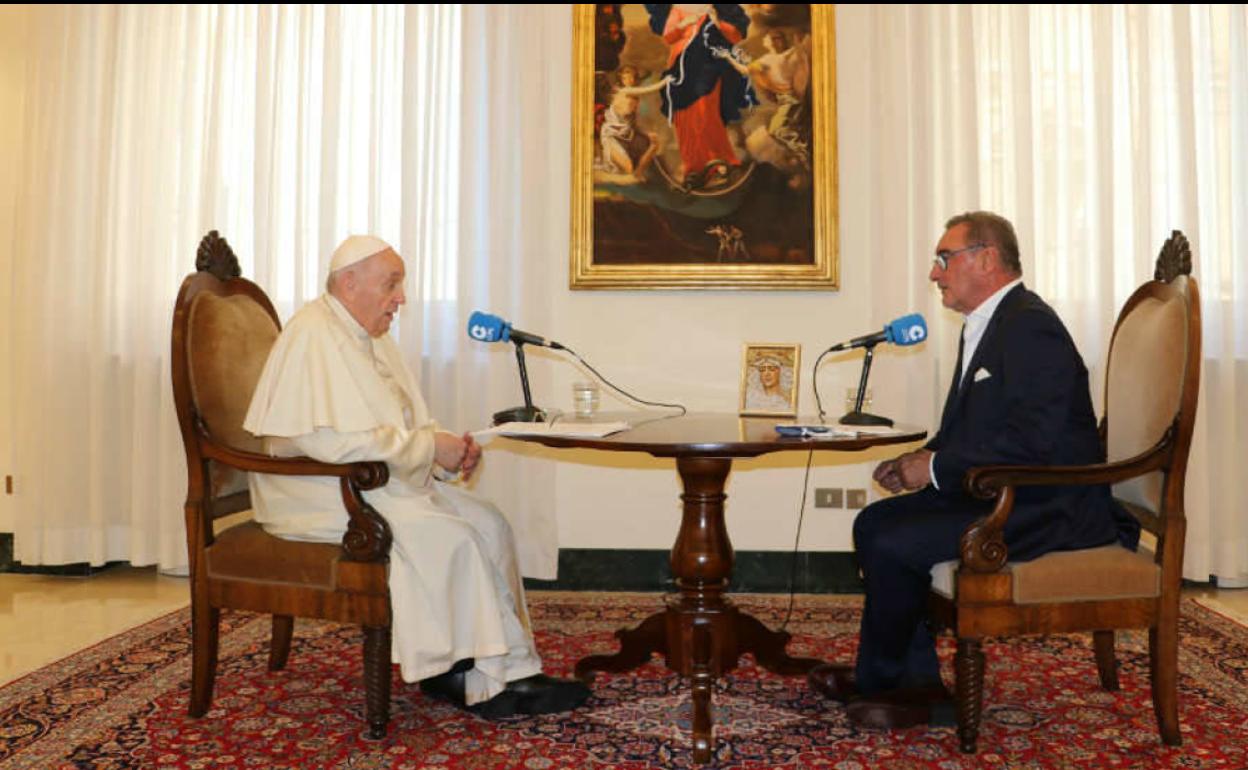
[[929, 278, 1023, 489]]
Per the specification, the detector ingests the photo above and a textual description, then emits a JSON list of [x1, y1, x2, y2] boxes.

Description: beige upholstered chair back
[[186, 291, 279, 453], [172, 232, 283, 502], [1104, 236, 1200, 520]]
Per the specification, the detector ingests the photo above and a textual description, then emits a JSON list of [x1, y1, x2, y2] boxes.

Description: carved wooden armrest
[[956, 426, 1176, 573], [199, 438, 393, 562]]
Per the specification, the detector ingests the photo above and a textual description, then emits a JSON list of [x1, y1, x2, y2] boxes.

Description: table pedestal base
[[574, 456, 823, 764]]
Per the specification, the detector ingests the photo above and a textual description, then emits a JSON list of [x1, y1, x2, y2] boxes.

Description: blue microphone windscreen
[[467, 311, 509, 343], [886, 313, 928, 346]]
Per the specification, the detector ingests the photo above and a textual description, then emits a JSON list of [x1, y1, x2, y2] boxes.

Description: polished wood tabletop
[[507, 411, 926, 764], [515, 411, 925, 457]]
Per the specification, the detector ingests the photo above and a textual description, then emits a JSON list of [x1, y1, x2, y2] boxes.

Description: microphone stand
[[838, 343, 894, 427], [492, 340, 548, 425]]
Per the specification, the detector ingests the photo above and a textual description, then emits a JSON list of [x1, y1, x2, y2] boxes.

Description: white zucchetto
[[329, 235, 393, 273]]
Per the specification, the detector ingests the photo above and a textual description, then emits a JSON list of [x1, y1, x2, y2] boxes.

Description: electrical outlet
[[814, 488, 843, 508], [846, 488, 867, 509]]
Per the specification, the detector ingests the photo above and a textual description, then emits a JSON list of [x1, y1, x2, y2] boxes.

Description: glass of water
[[573, 381, 600, 418]]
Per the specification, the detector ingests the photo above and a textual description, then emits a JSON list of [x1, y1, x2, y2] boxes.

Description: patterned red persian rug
[[2, 592, 1246, 769]]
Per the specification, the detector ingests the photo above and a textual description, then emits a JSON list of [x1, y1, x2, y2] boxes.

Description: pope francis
[[243, 235, 589, 718]]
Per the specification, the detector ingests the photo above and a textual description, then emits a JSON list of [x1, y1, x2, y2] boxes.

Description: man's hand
[[872, 457, 905, 494], [895, 448, 933, 490], [458, 432, 482, 481], [433, 431, 483, 481], [433, 432, 467, 475], [872, 449, 934, 494]]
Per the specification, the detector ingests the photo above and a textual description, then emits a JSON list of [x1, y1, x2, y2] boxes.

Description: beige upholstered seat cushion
[[206, 520, 341, 588], [930, 544, 1160, 603]]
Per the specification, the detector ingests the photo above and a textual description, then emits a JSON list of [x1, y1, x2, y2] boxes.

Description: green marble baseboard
[[0, 534, 124, 576], [523, 549, 862, 593], [0, 535, 859, 590]]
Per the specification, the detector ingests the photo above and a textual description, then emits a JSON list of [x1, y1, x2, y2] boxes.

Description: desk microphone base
[[838, 410, 894, 427], [493, 406, 548, 425]]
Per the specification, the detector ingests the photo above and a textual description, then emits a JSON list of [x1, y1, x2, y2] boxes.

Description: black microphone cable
[[777, 347, 839, 630], [778, 447, 815, 633], [558, 345, 688, 416], [811, 347, 835, 423]]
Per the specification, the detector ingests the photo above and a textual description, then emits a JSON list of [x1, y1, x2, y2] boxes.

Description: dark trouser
[[851, 487, 982, 695]]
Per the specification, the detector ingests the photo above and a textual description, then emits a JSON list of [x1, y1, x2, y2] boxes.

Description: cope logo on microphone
[[469, 324, 490, 341], [898, 324, 926, 344]]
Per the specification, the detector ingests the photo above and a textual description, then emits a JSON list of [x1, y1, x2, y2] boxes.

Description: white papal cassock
[[243, 293, 542, 705]]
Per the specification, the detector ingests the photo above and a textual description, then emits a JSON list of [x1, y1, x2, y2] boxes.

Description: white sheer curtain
[[1, 5, 563, 575], [856, 4, 1247, 584], [416, 5, 563, 578], [363, 5, 563, 577]]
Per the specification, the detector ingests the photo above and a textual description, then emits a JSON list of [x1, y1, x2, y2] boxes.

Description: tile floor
[[0, 565, 189, 685]]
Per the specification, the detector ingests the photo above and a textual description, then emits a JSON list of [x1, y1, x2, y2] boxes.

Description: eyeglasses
[[932, 243, 986, 271]]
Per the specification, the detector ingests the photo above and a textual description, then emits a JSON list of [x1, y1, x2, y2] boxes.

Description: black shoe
[[472, 674, 591, 719], [419, 669, 470, 708], [846, 683, 955, 730], [420, 668, 590, 719], [846, 696, 931, 730], [512, 674, 592, 716], [807, 663, 859, 703]]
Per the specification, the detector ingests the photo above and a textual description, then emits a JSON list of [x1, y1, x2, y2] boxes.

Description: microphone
[[466, 311, 564, 350], [823, 313, 927, 428], [826, 313, 927, 353], [465, 311, 563, 424]]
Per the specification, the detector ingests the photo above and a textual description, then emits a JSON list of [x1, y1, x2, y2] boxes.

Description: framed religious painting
[[570, 4, 838, 290], [739, 343, 800, 417]]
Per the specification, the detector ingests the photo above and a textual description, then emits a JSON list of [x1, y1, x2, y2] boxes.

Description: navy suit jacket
[[925, 284, 1139, 561]]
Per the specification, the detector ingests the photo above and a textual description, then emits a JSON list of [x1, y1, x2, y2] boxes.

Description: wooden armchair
[[928, 231, 1201, 753], [171, 231, 396, 738]]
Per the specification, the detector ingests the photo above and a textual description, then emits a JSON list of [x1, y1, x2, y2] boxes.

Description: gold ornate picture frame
[[740, 343, 801, 417], [571, 4, 838, 290]]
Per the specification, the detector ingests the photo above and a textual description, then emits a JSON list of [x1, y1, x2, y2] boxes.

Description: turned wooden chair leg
[[269, 615, 294, 671], [189, 602, 220, 717], [1093, 630, 1120, 691], [1150, 623, 1181, 746], [954, 638, 985, 754], [363, 625, 392, 739]]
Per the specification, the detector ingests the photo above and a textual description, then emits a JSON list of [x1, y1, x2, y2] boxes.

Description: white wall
[[485, 6, 934, 553]]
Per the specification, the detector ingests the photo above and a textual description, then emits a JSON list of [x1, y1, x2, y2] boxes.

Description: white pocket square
[[973, 367, 992, 382]]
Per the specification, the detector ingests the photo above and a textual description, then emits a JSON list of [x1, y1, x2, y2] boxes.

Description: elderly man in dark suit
[[809, 211, 1140, 729]]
